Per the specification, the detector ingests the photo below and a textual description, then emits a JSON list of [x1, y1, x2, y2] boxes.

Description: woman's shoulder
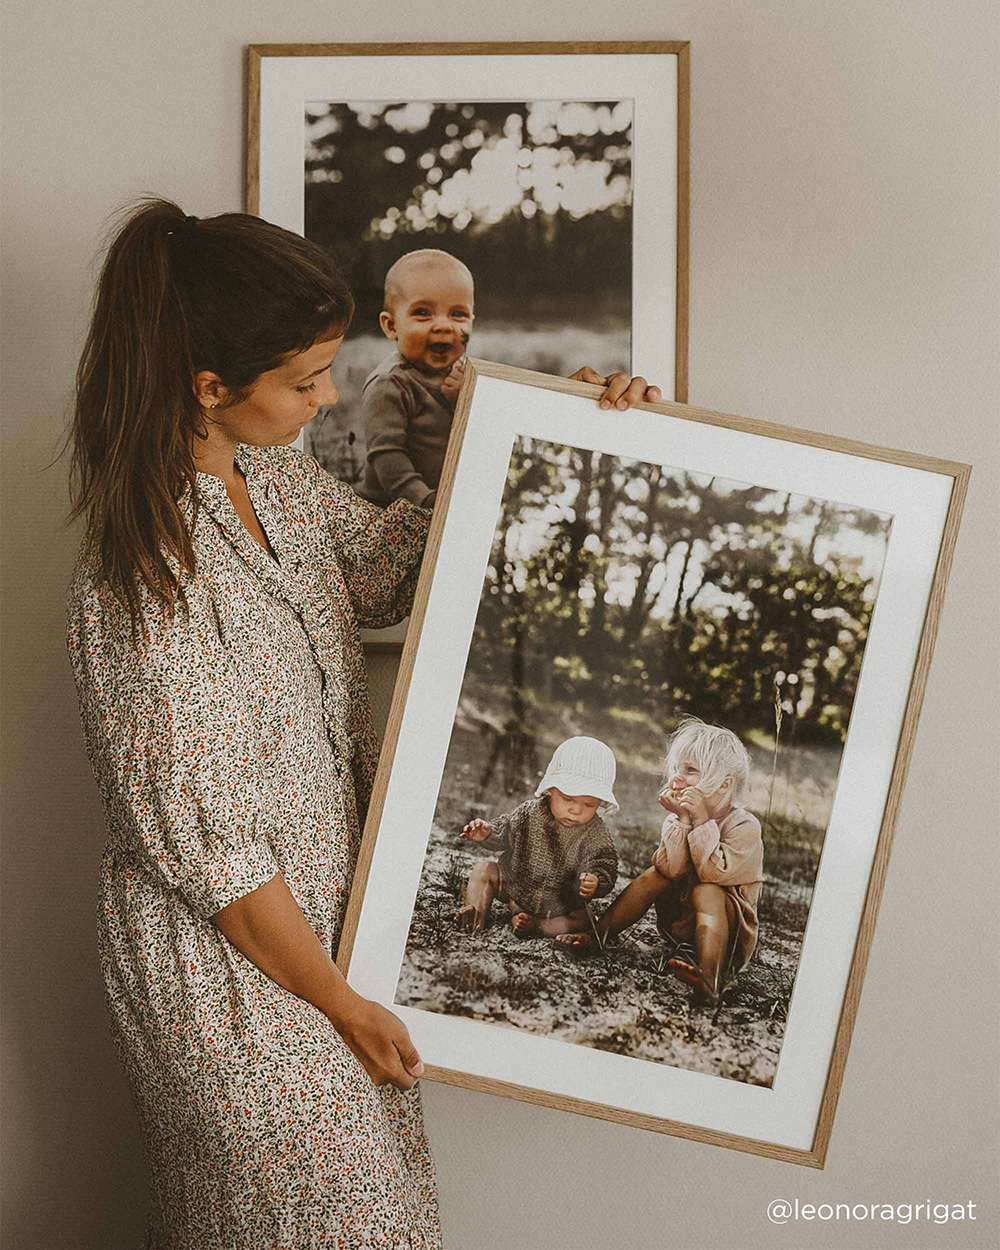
[[66, 533, 212, 669], [238, 442, 319, 489]]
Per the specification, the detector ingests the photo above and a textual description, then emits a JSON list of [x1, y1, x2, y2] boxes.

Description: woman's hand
[[570, 367, 663, 411], [213, 875, 422, 1091], [337, 996, 424, 1090]]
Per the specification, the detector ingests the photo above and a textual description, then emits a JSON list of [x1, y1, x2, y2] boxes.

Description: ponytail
[[69, 198, 353, 632], [70, 200, 200, 629]]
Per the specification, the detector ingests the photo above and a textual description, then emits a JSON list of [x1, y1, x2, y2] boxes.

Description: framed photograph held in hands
[[338, 360, 968, 1165]]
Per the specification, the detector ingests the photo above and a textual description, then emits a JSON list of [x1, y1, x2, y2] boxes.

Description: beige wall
[[2, 2, 997, 1247]]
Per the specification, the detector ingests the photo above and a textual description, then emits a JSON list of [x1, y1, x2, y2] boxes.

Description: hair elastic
[[168, 214, 199, 242]]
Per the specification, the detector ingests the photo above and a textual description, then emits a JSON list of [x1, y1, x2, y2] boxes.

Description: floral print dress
[[67, 445, 441, 1250]]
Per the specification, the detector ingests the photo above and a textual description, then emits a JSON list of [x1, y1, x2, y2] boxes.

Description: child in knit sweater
[[558, 718, 764, 1005], [456, 737, 620, 938]]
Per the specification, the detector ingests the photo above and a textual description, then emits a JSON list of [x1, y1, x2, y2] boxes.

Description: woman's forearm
[[212, 872, 360, 1027], [213, 873, 423, 1089]]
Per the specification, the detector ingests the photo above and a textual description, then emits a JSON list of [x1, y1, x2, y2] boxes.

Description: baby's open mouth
[[427, 342, 455, 358]]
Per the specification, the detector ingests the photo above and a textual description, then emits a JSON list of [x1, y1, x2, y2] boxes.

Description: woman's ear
[[193, 371, 228, 411]]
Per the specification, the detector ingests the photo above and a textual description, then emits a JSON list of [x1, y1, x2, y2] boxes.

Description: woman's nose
[[316, 374, 339, 406]]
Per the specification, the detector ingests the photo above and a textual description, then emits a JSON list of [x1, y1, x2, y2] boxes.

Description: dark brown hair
[[69, 198, 353, 628]]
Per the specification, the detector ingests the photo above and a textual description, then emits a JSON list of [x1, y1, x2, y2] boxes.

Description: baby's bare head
[[382, 249, 474, 317], [380, 250, 475, 373]]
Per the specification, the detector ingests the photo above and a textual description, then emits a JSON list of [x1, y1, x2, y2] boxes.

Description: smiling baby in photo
[[357, 248, 474, 509]]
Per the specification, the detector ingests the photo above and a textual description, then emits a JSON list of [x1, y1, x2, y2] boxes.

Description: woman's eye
[[296, 382, 317, 393]]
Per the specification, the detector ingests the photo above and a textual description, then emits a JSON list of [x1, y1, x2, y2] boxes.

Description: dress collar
[[195, 449, 293, 591]]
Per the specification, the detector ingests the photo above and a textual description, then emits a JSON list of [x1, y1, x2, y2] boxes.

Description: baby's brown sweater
[[479, 796, 618, 918], [357, 350, 454, 507]]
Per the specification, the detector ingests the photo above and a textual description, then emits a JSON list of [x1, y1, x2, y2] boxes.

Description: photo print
[[338, 364, 965, 1158], [303, 99, 634, 497], [394, 435, 892, 1089]]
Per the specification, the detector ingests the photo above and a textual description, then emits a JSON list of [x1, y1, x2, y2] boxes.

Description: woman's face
[[212, 335, 343, 448]]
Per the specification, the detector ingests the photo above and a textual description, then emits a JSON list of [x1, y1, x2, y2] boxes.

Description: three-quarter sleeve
[[686, 811, 764, 886], [308, 456, 430, 630], [68, 583, 279, 918]]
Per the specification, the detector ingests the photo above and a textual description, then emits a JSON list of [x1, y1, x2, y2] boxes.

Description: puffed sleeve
[[308, 455, 431, 629], [686, 810, 764, 885], [68, 579, 280, 918]]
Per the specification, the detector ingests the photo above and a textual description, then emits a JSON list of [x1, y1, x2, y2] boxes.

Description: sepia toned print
[[303, 101, 633, 490]]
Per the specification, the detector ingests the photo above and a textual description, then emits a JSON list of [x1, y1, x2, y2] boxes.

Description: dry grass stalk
[[583, 900, 606, 950], [763, 675, 785, 842]]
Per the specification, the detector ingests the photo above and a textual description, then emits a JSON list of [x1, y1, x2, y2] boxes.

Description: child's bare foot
[[667, 958, 719, 1007], [456, 904, 487, 932], [511, 912, 537, 937]]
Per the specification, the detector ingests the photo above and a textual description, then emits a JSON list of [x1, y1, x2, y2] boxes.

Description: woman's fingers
[[395, 1032, 425, 1079], [571, 366, 664, 410], [343, 1000, 423, 1090], [599, 372, 635, 410], [597, 372, 657, 411]]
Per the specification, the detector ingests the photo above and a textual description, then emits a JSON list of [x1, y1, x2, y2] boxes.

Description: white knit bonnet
[[535, 736, 619, 813]]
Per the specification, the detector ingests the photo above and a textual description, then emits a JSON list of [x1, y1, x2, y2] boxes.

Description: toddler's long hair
[[662, 717, 752, 804]]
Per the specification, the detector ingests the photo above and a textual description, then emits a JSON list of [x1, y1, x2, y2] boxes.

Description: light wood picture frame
[[248, 41, 688, 399], [338, 360, 969, 1166], [248, 40, 688, 576]]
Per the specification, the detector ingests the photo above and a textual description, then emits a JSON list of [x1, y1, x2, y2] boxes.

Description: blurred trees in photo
[[470, 438, 891, 754], [304, 100, 632, 325]]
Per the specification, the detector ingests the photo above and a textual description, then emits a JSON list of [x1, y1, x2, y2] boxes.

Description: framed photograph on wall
[[338, 361, 968, 1165], [248, 41, 689, 497]]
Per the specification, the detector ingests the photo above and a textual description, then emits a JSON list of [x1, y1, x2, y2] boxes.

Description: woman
[[67, 199, 659, 1249]]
